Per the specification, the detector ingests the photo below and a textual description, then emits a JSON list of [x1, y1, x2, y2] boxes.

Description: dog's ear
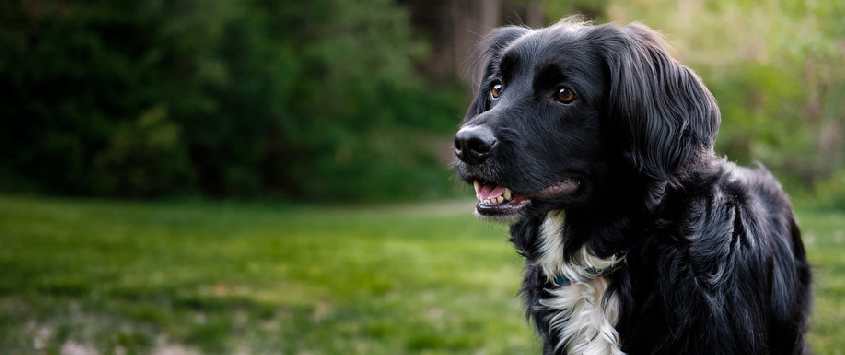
[[464, 26, 530, 118], [592, 23, 721, 184]]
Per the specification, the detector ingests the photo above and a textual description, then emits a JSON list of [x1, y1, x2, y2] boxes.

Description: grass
[[0, 194, 843, 354]]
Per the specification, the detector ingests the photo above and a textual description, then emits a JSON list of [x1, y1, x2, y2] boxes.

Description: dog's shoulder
[[664, 159, 793, 230], [618, 159, 805, 353], [645, 159, 796, 264], [694, 159, 797, 242]]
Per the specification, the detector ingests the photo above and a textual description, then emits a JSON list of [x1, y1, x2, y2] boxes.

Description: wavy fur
[[453, 17, 812, 354]]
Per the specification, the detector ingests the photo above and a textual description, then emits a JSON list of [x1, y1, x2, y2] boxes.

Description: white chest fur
[[536, 211, 625, 355]]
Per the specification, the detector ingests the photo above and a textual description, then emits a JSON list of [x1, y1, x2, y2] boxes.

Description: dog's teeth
[[476, 193, 482, 202], [497, 196, 504, 204], [473, 180, 480, 191], [504, 188, 512, 200]]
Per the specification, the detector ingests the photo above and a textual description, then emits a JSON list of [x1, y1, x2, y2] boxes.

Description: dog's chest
[[534, 211, 625, 355]]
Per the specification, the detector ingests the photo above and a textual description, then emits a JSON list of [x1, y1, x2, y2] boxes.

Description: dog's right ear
[[464, 26, 530, 118]]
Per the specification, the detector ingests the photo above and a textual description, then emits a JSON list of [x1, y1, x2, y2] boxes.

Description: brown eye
[[557, 87, 577, 104], [490, 83, 503, 100]]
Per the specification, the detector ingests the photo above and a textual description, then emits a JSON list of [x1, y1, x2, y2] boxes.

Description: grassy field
[[0, 194, 843, 354]]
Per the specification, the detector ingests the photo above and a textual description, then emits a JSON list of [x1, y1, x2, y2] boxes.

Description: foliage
[[0, 0, 465, 201], [1, 195, 844, 352], [564, 0, 845, 206], [1, 0, 843, 205], [95, 104, 196, 197]]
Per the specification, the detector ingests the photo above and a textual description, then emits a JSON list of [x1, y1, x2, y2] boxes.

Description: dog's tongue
[[476, 182, 505, 200]]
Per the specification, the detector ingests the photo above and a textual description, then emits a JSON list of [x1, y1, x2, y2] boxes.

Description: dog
[[452, 17, 812, 354]]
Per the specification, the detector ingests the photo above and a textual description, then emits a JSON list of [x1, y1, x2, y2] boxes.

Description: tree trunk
[[452, 0, 501, 84]]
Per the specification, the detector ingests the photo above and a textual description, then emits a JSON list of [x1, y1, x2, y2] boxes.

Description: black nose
[[454, 125, 497, 165]]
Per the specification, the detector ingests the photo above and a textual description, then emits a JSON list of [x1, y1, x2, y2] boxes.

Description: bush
[[0, 0, 466, 201], [94, 105, 195, 198]]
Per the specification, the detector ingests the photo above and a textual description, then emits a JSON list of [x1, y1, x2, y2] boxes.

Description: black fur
[[453, 18, 812, 354]]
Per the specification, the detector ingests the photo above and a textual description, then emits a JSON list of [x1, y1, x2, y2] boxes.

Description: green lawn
[[0, 195, 843, 354]]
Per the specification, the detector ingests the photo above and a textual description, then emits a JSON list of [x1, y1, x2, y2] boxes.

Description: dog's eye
[[490, 83, 503, 100], [556, 87, 577, 104]]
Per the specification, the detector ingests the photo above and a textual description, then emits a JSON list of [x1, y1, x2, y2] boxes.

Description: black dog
[[453, 18, 812, 354]]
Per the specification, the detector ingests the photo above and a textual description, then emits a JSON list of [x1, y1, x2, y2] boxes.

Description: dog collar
[[551, 252, 628, 287]]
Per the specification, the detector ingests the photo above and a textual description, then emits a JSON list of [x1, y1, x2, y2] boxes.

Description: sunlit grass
[[0, 195, 842, 353]]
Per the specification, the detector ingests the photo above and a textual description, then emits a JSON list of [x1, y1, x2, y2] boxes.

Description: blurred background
[[2, 0, 844, 206], [1, 0, 845, 354]]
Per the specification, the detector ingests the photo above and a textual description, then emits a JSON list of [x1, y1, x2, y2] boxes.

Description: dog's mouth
[[472, 178, 581, 217]]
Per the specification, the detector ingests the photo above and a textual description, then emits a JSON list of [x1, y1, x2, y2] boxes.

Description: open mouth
[[472, 178, 581, 217]]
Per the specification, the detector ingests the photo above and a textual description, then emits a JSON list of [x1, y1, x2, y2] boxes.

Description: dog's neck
[[530, 210, 626, 355], [512, 176, 667, 261], [510, 179, 668, 354], [510, 205, 640, 264], [535, 211, 628, 285]]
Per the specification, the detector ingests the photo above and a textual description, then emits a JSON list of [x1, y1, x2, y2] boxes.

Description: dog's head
[[453, 18, 720, 221]]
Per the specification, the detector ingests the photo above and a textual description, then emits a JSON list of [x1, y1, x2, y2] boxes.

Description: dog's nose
[[454, 125, 497, 165]]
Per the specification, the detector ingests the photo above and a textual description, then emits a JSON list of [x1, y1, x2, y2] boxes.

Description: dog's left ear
[[591, 22, 721, 184]]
